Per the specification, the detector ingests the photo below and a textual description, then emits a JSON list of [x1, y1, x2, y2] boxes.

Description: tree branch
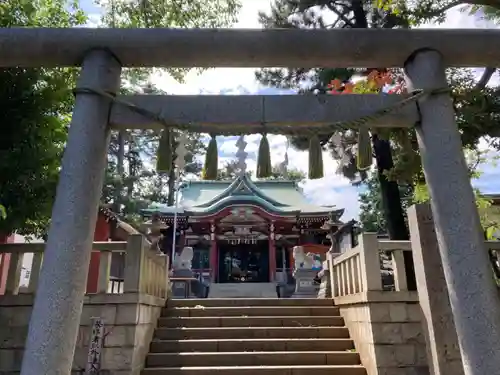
[[468, 0, 500, 7], [426, 0, 466, 17], [326, 2, 355, 27], [475, 67, 496, 90]]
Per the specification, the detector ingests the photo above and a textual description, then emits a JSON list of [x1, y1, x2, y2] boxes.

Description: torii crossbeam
[[9, 28, 500, 375], [110, 94, 418, 131], [0, 28, 499, 67]]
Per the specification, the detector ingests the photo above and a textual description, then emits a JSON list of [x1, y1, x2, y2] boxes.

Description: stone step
[[208, 283, 279, 298], [158, 316, 344, 328], [163, 306, 340, 318], [141, 365, 367, 375], [154, 326, 350, 340], [150, 338, 355, 353], [146, 351, 361, 367], [168, 298, 333, 307]]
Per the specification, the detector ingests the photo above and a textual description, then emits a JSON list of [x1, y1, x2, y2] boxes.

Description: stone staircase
[[141, 298, 367, 375]]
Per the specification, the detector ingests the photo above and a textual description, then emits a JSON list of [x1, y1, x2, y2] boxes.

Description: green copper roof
[[143, 175, 337, 217]]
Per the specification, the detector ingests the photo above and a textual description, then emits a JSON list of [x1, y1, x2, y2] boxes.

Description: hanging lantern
[[308, 135, 324, 179], [256, 134, 272, 178]]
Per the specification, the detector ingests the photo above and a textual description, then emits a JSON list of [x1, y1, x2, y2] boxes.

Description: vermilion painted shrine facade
[[142, 175, 346, 283]]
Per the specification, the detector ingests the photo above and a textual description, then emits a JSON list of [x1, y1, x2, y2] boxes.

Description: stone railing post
[[358, 233, 382, 291], [124, 234, 146, 293], [26, 252, 43, 294], [405, 50, 500, 375], [164, 254, 171, 298], [391, 249, 408, 292], [20, 50, 121, 375], [5, 252, 23, 295], [326, 252, 337, 297], [97, 250, 112, 294], [408, 203, 464, 375]]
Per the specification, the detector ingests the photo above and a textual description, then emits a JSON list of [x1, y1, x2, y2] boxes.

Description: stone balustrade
[[327, 233, 427, 375], [0, 233, 169, 374], [325, 205, 500, 375], [329, 233, 500, 301], [0, 233, 169, 299]]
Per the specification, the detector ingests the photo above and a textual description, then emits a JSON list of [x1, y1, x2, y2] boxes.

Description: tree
[[99, 0, 241, 83], [256, 1, 412, 243], [359, 174, 414, 233], [102, 123, 206, 227], [257, 0, 500, 242], [217, 160, 241, 180], [216, 159, 306, 181], [377, 0, 500, 26], [98, 0, 241, 223], [375, 0, 500, 90], [0, 0, 86, 237], [270, 165, 306, 181]]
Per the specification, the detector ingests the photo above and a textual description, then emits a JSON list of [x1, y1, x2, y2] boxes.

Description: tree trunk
[[372, 134, 417, 291]]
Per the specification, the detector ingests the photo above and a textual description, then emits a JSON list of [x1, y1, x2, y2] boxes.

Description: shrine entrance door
[[217, 241, 269, 283]]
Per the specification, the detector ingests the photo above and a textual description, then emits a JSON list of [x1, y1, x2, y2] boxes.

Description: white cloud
[[301, 178, 361, 220], [215, 133, 359, 220], [153, 0, 273, 94]]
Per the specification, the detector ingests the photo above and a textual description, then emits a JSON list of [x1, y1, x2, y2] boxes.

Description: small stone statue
[[292, 245, 315, 270], [291, 246, 319, 298], [173, 246, 194, 270]]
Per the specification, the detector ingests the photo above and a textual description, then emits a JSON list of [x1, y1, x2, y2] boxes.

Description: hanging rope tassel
[[357, 127, 373, 171], [256, 133, 272, 178], [202, 134, 218, 180], [156, 129, 172, 173], [308, 135, 324, 179]]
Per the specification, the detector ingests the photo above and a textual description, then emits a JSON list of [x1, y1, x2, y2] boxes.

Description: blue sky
[[81, 0, 500, 221]]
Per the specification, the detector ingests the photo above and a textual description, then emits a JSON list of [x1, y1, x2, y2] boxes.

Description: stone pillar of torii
[[1, 28, 497, 375]]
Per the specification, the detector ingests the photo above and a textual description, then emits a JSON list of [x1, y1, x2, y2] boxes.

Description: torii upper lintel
[[0, 27, 499, 68]]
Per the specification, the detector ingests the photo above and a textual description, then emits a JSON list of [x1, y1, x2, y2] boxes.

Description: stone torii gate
[[2, 28, 499, 375]]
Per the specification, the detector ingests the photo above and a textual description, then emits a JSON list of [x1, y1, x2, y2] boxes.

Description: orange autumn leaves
[[327, 70, 406, 95]]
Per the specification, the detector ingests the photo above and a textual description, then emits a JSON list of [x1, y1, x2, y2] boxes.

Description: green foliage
[[271, 166, 306, 181], [99, 0, 239, 216], [103, 125, 206, 222], [217, 160, 240, 180], [414, 184, 500, 239], [256, 0, 409, 185], [99, 0, 241, 82], [0, 0, 86, 236], [216, 159, 306, 181], [359, 174, 414, 233], [470, 4, 500, 23], [377, 0, 500, 26], [0, 205, 6, 220], [412, 149, 500, 238]]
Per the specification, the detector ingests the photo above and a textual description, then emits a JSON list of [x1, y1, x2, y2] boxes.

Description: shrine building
[[142, 174, 349, 285]]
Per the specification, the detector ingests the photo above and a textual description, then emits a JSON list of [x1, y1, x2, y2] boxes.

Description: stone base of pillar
[[291, 269, 318, 298], [171, 268, 194, 298]]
